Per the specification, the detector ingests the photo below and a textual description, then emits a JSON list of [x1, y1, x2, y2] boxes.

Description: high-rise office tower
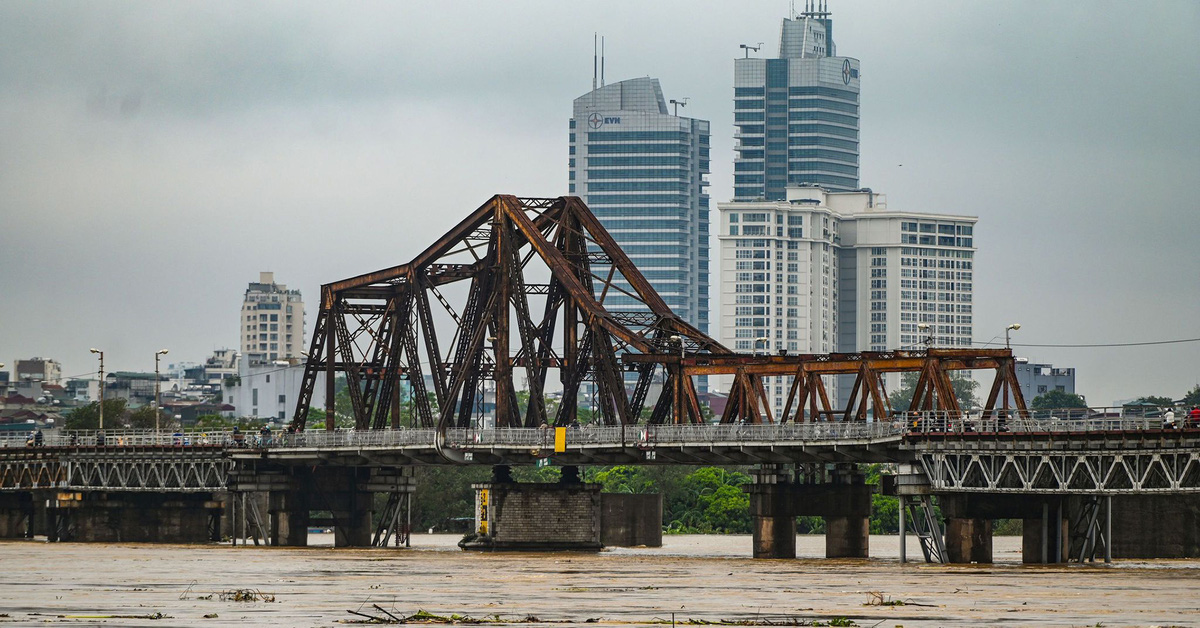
[[240, 271, 305, 366], [570, 77, 711, 334], [734, 3, 861, 201]]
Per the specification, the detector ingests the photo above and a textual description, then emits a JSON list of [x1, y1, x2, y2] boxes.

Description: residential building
[[718, 186, 977, 414], [14, 357, 62, 385], [223, 360, 324, 423], [733, 6, 861, 201], [1014, 360, 1076, 405], [570, 77, 711, 335], [103, 372, 164, 407], [240, 272, 304, 366]]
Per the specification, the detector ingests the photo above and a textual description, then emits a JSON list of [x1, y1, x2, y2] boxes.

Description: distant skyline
[[1, 1, 1197, 405]]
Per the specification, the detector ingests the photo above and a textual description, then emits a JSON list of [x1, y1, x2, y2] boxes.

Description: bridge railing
[[0, 408, 1186, 451]]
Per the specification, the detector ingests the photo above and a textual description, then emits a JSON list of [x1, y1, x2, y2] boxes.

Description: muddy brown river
[[2, 534, 1197, 627]]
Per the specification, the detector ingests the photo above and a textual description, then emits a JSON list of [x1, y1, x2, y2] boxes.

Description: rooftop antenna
[[592, 33, 598, 93], [669, 97, 689, 116], [739, 42, 763, 58], [601, 36, 605, 87]]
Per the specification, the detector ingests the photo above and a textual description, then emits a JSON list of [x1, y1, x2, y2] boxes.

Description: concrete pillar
[[1022, 513, 1068, 563], [823, 465, 869, 559], [825, 515, 869, 558], [945, 518, 993, 564], [310, 467, 373, 548], [51, 492, 219, 543], [461, 482, 602, 551], [0, 492, 33, 538], [600, 493, 662, 547], [746, 467, 796, 559], [1108, 495, 1200, 558], [269, 488, 309, 547]]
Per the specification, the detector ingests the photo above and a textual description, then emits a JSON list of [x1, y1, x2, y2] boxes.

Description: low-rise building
[[1013, 360, 1076, 405], [223, 360, 324, 423]]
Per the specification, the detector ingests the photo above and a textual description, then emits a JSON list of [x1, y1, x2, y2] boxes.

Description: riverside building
[[240, 272, 305, 366], [718, 186, 977, 413]]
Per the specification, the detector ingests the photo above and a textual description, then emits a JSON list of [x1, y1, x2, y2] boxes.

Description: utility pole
[[154, 349, 169, 432], [90, 348, 105, 429]]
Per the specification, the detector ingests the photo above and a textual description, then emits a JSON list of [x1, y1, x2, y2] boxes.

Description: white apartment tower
[[240, 272, 305, 366], [718, 186, 977, 413]]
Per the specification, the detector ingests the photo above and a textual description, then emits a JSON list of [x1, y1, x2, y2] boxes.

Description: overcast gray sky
[[1, 1, 1197, 406]]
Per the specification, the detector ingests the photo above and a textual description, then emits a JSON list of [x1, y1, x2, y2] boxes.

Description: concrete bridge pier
[[747, 466, 796, 559], [44, 492, 220, 543], [0, 492, 34, 538], [747, 464, 872, 559]]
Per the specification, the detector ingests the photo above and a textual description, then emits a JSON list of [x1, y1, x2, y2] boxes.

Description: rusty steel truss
[[291, 194, 1027, 430]]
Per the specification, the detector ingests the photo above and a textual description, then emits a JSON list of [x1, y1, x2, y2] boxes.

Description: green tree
[[666, 467, 752, 533], [1030, 389, 1087, 410], [1183, 385, 1200, 408], [127, 405, 162, 429], [64, 399, 128, 430], [888, 371, 980, 412]]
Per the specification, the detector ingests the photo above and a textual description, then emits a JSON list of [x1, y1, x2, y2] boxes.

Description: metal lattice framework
[[918, 449, 1200, 494], [0, 451, 231, 492], [292, 194, 1029, 431]]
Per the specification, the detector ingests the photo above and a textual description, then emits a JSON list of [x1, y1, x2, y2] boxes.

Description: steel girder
[[917, 450, 1200, 494], [291, 195, 1029, 430]]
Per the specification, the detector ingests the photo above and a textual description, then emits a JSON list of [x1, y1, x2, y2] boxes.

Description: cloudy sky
[[1, 1, 1197, 406]]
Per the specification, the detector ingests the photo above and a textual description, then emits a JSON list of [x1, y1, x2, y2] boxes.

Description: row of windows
[[585, 169, 687, 179], [598, 218, 691, 231], [789, 124, 858, 138], [901, 222, 974, 236], [588, 181, 689, 193], [739, 136, 858, 152], [737, 149, 858, 167], [592, 206, 691, 218], [787, 111, 858, 126], [587, 131, 694, 142], [586, 194, 692, 205], [587, 144, 690, 155], [900, 235, 973, 247], [788, 161, 859, 176], [587, 156, 689, 167]]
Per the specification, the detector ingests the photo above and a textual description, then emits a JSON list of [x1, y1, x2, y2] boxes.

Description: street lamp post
[[154, 349, 169, 432], [917, 323, 933, 349], [753, 336, 770, 356], [1005, 323, 1021, 350], [90, 348, 105, 429]]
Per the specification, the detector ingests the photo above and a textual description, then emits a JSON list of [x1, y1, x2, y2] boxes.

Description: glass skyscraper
[[733, 7, 861, 201], [570, 77, 711, 334]]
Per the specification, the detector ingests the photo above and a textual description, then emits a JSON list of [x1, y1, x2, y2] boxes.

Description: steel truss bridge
[[290, 195, 1029, 432], [3, 420, 1199, 494]]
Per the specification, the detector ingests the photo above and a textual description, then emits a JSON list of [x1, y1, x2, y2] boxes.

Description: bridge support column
[[937, 495, 994, 564], [747, 466, 796, 559], [47, 492, 221, 543], [0, 492, 34, 538], [746, 464, 872, 559], [460, 479, 602, 551], [944, 518, 993, 564], [824, 466, 870, 559], [1108, 495, 1200, 559], [1022, 498, 1068, 564], [310, 467, 373, 548]]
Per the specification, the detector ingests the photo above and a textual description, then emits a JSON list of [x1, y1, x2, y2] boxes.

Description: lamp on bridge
[[917, 323, 933, 349], [753, 336, 770, 356], [1005, 323, 1021, 350], [90, 348, 105, 429], [670, 335, 685, 362], [154, 349, 169, 432]]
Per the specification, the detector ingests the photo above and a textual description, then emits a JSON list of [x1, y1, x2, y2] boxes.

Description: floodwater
[[2, 534, 1198, 627]]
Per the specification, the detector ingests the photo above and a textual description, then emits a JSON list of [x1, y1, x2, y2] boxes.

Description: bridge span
[[2, 418, 1198, 563]]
